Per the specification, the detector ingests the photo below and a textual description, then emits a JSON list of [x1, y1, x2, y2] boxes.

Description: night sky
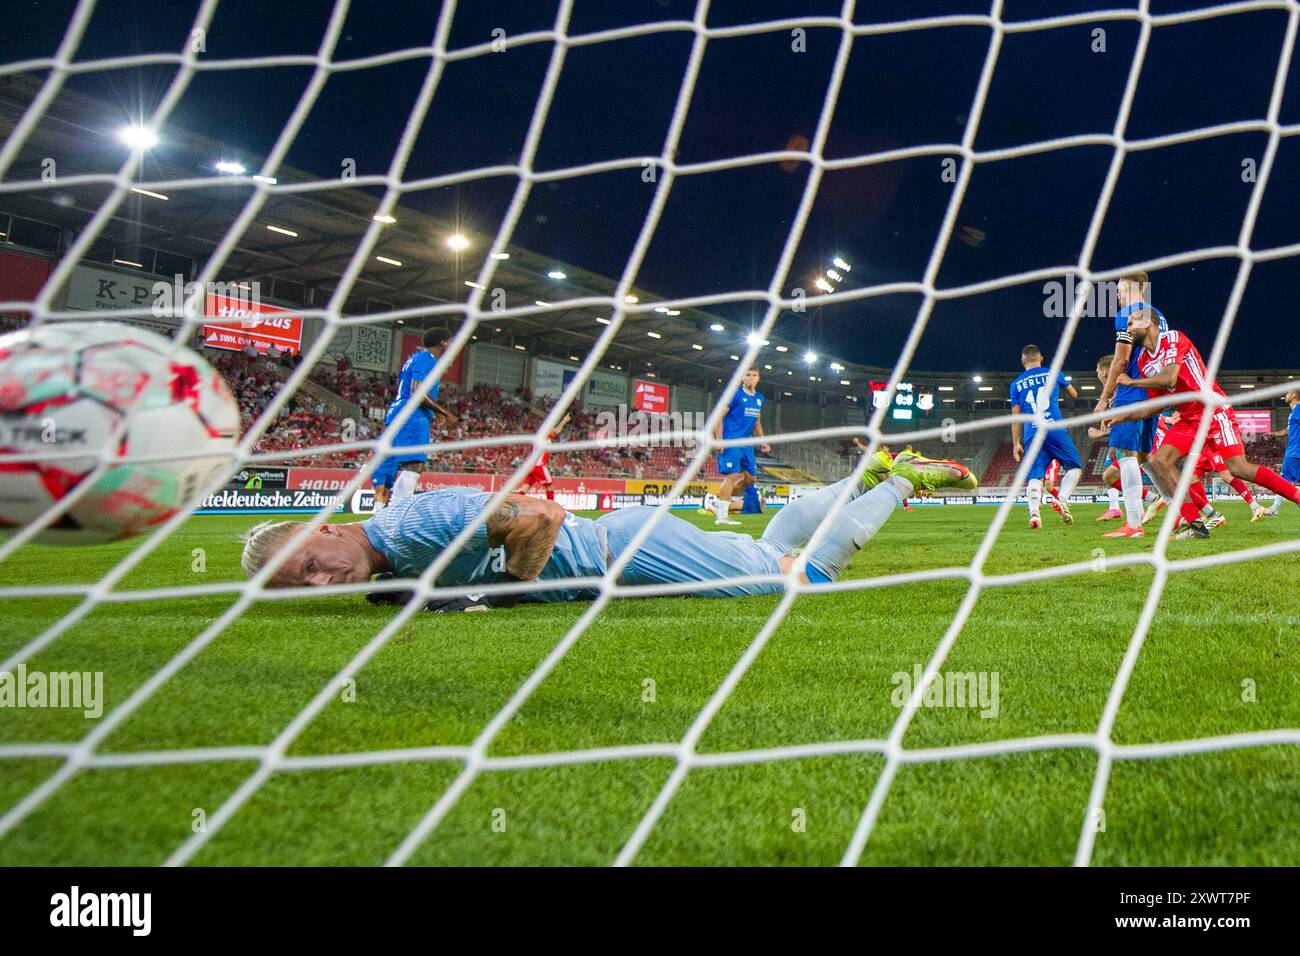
[[5, 0, 1300, 376]]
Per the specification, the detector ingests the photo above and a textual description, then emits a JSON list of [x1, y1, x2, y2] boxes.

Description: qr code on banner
[[352, 326, 391, 370]]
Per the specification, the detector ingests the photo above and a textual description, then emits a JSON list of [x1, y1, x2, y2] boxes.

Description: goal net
[[2, 0, 1299, 867]]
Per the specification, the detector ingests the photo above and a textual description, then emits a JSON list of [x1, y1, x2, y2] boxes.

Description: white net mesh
[[0, 0, 1298, 867]]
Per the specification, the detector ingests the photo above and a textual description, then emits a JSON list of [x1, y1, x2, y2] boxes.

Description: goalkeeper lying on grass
[[240, 451, 976, 611]]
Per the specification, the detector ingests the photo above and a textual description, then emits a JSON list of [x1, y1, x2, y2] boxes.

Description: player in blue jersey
[[239, 451, 978, 608], [1094, 272, 1169, 538], [1009, 344, 1083, 528], [371, 328, 456, 512], [711, 367, 770, 526], [1261, 388, 1300, 518]]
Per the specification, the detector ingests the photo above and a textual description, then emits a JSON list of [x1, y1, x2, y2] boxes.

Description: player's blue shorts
[[371, 413, 430, 488], [1283, 455, 1300, 483], [1108, 407, 1157, 456], [717, 444, 757, 476], [1024, 426, 1083, 481], [597, 506, 784, 598]]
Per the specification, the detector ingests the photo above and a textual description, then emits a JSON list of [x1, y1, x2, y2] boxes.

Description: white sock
[[1027, 478, 1043, 519], [1201, 504, 1215, 517], [713, 494, 730, 521], [1107, 486, 1120, 509], [1269, 495, 1284, 514], [391, 469, 419, 503], [1119, 456, 1143, 527], [1058, 467, 1081, 503]]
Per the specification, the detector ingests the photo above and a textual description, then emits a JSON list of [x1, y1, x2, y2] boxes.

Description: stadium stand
[[978, 427, 1105, 488], [207, 350, 723, 479]]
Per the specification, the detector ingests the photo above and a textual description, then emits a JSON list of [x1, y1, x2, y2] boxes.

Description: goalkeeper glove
[[423, 594, 492, 613], [365, 573, 529, 611], [364, 573, 413, 607]]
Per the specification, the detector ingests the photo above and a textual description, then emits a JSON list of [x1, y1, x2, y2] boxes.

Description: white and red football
[[0, 321, 240, 544]]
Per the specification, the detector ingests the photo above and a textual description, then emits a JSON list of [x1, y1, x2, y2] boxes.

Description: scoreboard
[[868, 380, 936, 421]]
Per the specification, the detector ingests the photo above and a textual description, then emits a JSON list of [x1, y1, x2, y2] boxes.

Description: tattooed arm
[[486, 494, 567, 581]]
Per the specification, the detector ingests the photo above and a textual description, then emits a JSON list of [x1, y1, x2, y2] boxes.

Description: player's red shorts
[[1193, 448, 1226, 477], [525, 465, 553, 486], [1163, 408, 1245, 462]]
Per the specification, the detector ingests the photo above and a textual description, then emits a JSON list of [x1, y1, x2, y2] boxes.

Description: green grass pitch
[[2, 501, 1298, 866]]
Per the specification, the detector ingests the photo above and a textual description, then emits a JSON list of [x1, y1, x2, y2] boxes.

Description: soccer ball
[[0, 321, 240, 545]]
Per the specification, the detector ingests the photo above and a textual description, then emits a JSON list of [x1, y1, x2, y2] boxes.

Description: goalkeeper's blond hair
[[240, 521, 300, 577]]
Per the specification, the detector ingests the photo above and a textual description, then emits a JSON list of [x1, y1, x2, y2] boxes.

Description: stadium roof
[[0, 71, 879, 399], [2, 72, 1296, 409]]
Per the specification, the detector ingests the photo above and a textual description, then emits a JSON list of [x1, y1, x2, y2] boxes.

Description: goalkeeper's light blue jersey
[[362, 488, 607, 602], [360, 488, 787, 602]]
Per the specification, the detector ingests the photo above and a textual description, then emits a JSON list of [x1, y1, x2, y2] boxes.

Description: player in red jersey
[[518, 412, 570, 501], [1113, 315, 1300, 539], [1139, 410, 1263, 526], [1194, 445, 1266, 523]]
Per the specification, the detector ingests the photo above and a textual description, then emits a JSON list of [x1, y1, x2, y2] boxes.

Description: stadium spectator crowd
[[207, 349, 677, 476]]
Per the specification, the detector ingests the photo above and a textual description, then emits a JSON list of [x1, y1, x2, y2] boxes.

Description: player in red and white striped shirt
[[1113, 315, 1300, 539], [1140, 409, 1264, 526]]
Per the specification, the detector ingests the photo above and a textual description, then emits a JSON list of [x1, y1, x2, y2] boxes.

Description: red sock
[[1178, 481, 1209, 524], [546, 489, 555, 500], [1249, 465, 1300, 504], [1109, 478, 1122, 491], [1228, 477, 1255, 506]]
